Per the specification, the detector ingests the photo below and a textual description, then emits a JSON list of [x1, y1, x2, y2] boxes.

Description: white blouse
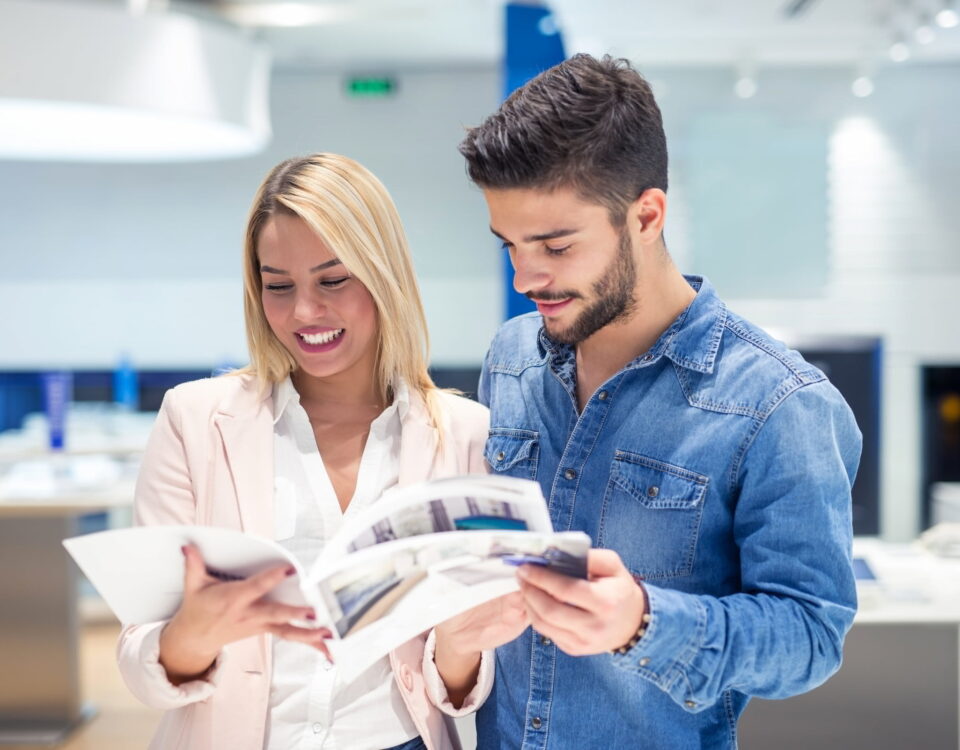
[[264, 377, 420, 750]]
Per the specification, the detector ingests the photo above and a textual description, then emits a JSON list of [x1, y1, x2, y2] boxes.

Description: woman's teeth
[[298, 329, 344, 345]]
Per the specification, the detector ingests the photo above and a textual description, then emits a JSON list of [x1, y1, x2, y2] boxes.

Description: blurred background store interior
[[1, 0, 959, 747]]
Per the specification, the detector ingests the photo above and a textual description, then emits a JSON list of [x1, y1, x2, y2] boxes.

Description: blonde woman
[[117, 154, 525, 750]]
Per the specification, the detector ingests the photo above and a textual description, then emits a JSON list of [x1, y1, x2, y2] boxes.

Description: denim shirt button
[[598, 390, 609, 401], [531, 717, 543, 729], [496, 451, 505, 462], [642, 354, 654, 362], [564, 468, 576, 480], [647, 485, 660, 498], [540, 635, 552, 646], [685, 700, 697, 708], [639, 657, 650, 667]]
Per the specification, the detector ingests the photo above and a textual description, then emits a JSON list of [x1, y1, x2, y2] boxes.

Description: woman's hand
[[158, 544, 331, 684], [433, 590, 530, 707]]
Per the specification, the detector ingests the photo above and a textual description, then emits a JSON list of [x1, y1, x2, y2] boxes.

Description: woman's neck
[[291, 370, 385, 415]]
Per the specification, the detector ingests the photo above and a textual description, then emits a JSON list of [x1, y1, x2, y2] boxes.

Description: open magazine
[[63, 474, 591, 682]]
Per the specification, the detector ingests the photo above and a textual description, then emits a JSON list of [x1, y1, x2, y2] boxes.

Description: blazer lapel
[[213, 381, 275, 538]]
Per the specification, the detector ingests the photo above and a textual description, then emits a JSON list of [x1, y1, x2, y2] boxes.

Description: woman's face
[[258, 212, 379, 388]]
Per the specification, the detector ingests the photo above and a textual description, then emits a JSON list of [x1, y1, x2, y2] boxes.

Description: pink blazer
[[117, 374, 490, 750]]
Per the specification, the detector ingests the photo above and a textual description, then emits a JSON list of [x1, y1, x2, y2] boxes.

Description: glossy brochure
[[63, 474, 590, 683]]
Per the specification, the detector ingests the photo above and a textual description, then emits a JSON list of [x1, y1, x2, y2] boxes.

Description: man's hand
[[516, 549, 647, 656], [433, 591, 530, 707], [159, 544, 330, 684]]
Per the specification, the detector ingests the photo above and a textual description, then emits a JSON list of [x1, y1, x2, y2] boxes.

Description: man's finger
[[520, 588, 587, 651], [516, 565, 597, 610], [519, 578, 592, 630], [586, 549, 629, 579]]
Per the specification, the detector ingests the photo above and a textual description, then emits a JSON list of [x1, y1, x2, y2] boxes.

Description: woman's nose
[[293, 290, 326, 321]]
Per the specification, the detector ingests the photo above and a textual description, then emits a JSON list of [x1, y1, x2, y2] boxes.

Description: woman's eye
[[264, 283, 292, 293], [320, 277, 350, 288]]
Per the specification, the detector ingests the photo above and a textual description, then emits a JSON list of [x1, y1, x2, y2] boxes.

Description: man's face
[[484, 186, 637, 345]]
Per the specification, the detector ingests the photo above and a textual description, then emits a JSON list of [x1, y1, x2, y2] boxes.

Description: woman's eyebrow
[[260, 258, 343, 274]]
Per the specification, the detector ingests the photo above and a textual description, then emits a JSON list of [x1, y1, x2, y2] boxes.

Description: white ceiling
[[172, 0, 960, 69]]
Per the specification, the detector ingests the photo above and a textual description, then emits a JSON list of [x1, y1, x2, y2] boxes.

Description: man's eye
[[500, 242, 512, 252], [545, 245, 570, 256]]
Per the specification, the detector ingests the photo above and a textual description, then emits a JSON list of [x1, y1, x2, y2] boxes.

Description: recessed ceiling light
[[217, 2, 356, 27], [851, 76, 874, 98]]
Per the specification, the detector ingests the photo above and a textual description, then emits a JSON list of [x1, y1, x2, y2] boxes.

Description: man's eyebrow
[[489, 227, 580, 243], [260, 258, 343, 274]]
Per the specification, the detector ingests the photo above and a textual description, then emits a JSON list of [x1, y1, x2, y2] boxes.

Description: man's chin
[[542, 319, 580, 346]]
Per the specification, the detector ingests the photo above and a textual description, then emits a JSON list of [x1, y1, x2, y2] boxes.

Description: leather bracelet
[[611, 612, 652, 655]]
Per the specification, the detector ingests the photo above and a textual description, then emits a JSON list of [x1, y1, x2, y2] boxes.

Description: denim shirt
[[475, 276, 861, 750]]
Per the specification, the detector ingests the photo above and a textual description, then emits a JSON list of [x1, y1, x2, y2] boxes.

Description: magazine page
[[63, 525, 314, 624], [313, 529, 591, 683], [314, 474, 554, 573]]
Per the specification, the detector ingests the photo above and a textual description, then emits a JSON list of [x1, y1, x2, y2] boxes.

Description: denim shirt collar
[[538, 275, 727, 375]]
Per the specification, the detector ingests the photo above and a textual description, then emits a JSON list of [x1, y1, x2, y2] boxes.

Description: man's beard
[[538, 229, 637, 346]]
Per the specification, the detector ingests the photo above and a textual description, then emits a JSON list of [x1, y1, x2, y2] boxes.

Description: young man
[[434, 54, 861, 749]]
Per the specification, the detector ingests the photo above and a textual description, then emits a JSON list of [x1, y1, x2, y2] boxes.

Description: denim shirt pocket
[[484, 428, 540, 481], [599, 451, 708, 580]]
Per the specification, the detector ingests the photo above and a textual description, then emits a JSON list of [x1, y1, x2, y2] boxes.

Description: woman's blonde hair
[[240, 153, 445, 432]]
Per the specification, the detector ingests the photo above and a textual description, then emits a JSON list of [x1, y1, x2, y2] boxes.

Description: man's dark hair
[[459, 53, 667, 227]]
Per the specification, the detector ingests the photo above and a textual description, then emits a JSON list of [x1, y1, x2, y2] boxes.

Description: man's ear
[[629, 188, 667, 245]]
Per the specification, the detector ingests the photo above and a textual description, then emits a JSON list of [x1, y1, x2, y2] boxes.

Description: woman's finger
[[253, 601, 319, 625], [234, 563, 296, 605], [181, 544, 213, 594], [268, 624, 334, 661]]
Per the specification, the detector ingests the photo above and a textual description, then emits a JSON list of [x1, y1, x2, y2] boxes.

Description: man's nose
[[511, 250, 551, 297]]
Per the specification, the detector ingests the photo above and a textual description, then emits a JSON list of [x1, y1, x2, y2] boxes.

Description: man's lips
[[532, 298, 573, 316]]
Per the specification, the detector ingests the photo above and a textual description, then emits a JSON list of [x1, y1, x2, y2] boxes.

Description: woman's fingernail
[[285, 567, 296, 577], [180, 545, 188, 556], [305, 612, 316, 621]]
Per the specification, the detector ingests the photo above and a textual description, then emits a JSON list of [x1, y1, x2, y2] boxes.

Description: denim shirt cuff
[[609, 584, 707, 709]]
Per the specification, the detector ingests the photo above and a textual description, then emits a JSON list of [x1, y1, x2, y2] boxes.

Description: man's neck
[[575, 267, 696, 408]]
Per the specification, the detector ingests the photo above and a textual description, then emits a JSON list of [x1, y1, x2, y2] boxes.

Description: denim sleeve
[[477, 346, 493, 408], [611, 380, 862, 712]]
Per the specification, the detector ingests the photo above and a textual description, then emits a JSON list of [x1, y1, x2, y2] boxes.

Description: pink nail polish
[[285, 567, 296, 577]]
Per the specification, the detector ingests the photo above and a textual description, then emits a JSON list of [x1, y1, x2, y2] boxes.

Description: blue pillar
[[501, 2, 566, 321]]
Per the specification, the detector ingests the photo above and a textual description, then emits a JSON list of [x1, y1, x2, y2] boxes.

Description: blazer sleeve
[[116, 388, 226, 710], [420, 393, 496, 715]]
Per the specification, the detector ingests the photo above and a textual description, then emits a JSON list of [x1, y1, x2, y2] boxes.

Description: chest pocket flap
[[610, 451, 708, 509], [484, 428, 539, 480], [601, 451, 708, 580]]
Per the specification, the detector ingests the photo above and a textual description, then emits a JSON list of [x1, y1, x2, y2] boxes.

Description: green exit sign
[[346, 76, 397, 97]]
